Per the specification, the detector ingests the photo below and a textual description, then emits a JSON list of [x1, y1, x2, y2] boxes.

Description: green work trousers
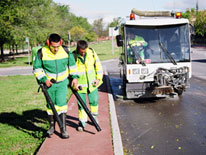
[[78, 88, 99, 123], [46, 79, 68, 115]]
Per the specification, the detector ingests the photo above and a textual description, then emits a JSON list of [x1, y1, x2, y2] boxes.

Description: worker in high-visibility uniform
[[127, 33, 148, 64], [33, 33, 79, 138], [73, 40, 103, 131], [32, 44, 41, 64]]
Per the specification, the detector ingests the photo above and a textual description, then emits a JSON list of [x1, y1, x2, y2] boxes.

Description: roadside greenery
[[194, 11, 206, 37], [0, 0, 94, 60], [0, 75, 47, 154], [0, 0, 122, 61], [182, 9, 206, 37], [0, 57, 29, 68]]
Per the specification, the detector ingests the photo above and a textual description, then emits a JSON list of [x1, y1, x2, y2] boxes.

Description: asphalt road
[[107, 47, 206, 155], [0, 66, 33, 76]]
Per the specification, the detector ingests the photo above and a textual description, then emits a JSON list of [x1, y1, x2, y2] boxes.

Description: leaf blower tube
[[68, 77, 101, 132], [37, 79, 65, 135]]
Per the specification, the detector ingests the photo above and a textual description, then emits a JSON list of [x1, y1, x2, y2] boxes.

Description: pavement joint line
[[104, 67, 124, 155]]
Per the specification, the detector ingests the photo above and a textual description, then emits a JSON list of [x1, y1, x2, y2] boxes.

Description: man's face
[[79, 48, 87, 56], [50, 41, 61, 54]]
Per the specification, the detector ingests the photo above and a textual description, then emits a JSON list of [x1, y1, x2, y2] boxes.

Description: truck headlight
[[132, 68, 140, 74], [141, 68, 148, 74]]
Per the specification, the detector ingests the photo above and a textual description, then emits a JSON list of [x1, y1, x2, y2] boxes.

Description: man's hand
[[71, 79, 78, 90], [93, 79, 100, 87], [45, 80, 53, 87]]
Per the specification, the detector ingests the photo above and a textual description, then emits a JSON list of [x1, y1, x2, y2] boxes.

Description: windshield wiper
[[158, 33, 177, 65]]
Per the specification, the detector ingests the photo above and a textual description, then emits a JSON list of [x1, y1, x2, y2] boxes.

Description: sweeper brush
[[152, 85, 174, 95]]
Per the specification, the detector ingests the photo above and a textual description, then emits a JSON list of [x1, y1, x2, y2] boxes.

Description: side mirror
[[116, 35, 123, 47]]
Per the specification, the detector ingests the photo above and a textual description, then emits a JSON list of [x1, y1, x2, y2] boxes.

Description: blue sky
[[53, 0, 205, 24]]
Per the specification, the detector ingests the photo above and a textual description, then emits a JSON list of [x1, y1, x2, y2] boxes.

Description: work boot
[[77, 121, 86, 132], [47, 115, 55, 137], [60, 113, 69, 139]]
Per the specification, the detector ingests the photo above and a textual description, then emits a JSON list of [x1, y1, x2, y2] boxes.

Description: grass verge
[[0, 75, 47, 154], [0, 57, 30, 68]]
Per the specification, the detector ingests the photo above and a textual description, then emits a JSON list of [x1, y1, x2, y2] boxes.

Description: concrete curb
[[104, 68, 124, 155]]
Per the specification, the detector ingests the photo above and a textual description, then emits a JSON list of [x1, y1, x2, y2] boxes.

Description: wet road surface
[[109, 73, 206, 155]]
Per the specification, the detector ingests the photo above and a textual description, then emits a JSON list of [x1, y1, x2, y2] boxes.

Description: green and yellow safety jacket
[[33, 45, 78, 83], [73, 48, 103, 93], [127, 35, 148, 63]]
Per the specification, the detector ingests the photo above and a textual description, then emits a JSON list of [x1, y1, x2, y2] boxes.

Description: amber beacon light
[[176, 12, 182, 18], [130, 13, 135, 20]]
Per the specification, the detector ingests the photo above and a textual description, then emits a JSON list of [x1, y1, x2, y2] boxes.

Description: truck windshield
[[125, 24, 190, 64]]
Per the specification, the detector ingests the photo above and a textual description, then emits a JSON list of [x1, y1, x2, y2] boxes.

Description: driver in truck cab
[[127, 33, 148, 64]]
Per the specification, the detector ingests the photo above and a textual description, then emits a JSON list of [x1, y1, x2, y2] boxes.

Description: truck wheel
[[122, 75, 127, 97], [120, 68, 122, 78], [175, 89, 183, 96]]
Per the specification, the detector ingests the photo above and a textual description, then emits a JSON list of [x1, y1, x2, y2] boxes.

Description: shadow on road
[[192, 59, 206, 63]]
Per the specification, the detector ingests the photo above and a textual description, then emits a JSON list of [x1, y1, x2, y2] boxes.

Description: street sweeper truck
[[116, 9, 193, 99]]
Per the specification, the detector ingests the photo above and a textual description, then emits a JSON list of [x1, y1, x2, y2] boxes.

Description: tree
[[70, 26, 88, 42], [108, 17, 122, 28], [92, 18, 107, 37], [194, 10, 206, 37], [0, 0, 96, 61], [0, 0, 16, 60], [0, 0, 55, 60], [182, 8, 197, 25], [85, 32, 97, 42], [71, 16, 92, 32]]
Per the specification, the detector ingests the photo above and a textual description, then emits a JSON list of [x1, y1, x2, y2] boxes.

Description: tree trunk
[[0, 42, 4, 61], [15, 44, 18, 54], [9, 44, 12, 54], [12, 44, 15, 54]]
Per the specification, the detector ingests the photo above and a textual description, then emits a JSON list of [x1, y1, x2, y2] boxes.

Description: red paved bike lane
[[37, 77, 114, 155]]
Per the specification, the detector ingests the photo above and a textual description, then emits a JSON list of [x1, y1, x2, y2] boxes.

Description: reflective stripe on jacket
[[33, 45, 78, 83], [74, 48, 103, 93]]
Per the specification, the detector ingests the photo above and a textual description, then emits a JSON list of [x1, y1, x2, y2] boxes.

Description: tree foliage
[[194, 11, 206, 37], [92, 18, 107, 37], [0, 0, 94, 60], [182, 8, 197, 25], [108, 17, 122, 28], [70, 26, 88, 42], [182, 9, 206, 37]]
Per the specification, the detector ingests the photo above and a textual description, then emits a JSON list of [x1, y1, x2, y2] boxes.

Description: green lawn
[[0, 40, 121, 154], [85, 40, 121, 61], [0, 57, 30, 68], [70, 40, 121, 61], [0, 75, 47, 154]]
